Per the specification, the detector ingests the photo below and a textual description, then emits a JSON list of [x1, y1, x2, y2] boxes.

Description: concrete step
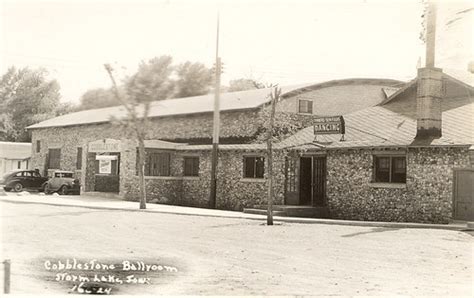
[[248, 205, 330, 218], [243, 208, 287, 216]]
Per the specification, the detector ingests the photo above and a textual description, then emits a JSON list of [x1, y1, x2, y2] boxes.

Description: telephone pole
[[425, 0, 437, 68], [209, 13, 221, 209]]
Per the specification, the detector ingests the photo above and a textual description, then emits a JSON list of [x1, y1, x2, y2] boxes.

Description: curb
[[1, 197, 470, 231]]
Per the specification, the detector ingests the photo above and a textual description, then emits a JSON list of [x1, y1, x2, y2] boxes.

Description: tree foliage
[[78, 88, 119, 110], [0, 67, 60, 141], [79, 56, 213, 111], [228, 78, 265, 92], [174, 61, 212, 98]]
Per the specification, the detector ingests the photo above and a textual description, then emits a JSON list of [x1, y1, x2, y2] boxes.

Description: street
[[0, 200, 472, 296]]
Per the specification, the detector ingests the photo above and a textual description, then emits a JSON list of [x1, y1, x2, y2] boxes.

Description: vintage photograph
[[0, 0, 473, 296]]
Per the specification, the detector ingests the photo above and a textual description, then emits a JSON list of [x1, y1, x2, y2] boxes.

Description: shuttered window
[[298, 99, 313, 114], [48, 148, 61, 169], [76, 147, 83, 170], [243, 156, 265, 179], [139, 149, 171, 176], [184, 157, 199, 177]]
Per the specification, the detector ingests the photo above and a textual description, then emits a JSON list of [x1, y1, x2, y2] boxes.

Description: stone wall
[[122, 149, 286, 211], [326, 147, 471, 223]]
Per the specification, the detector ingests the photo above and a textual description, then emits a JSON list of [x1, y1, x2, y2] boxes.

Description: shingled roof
[[27, 84, 309, 130], [27, 78, 403, 130]]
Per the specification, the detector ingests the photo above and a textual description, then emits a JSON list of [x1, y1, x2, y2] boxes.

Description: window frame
[[243, 156, 265, 179], [76, 147, 83, 170], [183, 156, 199, 177], [373, 155, 407, 183], [48, 148, 61, 170], [298, 99, 313, 114], [139, 149, 172, 177]]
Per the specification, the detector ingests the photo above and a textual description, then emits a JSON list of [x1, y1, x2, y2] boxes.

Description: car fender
[[6, 179, 22, 188]]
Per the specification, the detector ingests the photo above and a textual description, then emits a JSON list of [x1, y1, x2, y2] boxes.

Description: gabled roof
[[27, 84, 308, 130], [381, 70, 474, 106], [0, 142, 32, 160], [278, 99, 473, 149], [27, 78, 403, 130]]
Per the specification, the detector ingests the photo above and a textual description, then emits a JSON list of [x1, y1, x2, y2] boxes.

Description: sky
[[0, 0, 472, 103]]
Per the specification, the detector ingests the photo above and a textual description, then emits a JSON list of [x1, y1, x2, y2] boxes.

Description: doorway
[[298, 156, 326, 206], [453, 168, 474, 221]]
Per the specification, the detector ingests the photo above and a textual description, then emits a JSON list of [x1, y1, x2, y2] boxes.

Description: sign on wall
[[99, 159, 112, 174], [88, 139, 121, 153], [313, 116, 345, 135]]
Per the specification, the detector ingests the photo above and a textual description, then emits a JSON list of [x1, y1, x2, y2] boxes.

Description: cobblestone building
[[27, 75, 473, 223]]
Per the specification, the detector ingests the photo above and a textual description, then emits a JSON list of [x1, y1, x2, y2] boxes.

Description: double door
[[286, 155, 326, 206]]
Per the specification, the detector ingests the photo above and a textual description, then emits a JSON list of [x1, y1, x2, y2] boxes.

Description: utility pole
[[209, 13, 221, 209], [425, 0, 437, 68], [266, 87, 280, 225]]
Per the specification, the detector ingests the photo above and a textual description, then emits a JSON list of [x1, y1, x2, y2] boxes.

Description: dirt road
[[1, 201, 472, 295]]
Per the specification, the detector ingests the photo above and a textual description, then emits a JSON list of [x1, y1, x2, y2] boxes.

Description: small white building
[[0, 142, 32, 177]]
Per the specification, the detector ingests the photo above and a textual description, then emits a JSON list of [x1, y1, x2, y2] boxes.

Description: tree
[[55, 102, 78, 116], [125, 56, 175, 102], [228, 78, 265, 92], [174, 61, 213, 98], [266, 86, 280, 226], [0, 67, 60, 141], [77, 88, 119, 110], [79, 56, 214, 111], [105, 59, 170, 209]]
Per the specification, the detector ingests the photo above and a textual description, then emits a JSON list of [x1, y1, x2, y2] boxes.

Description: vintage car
[[44, 170, 81, 195], [1, 170, 49, 192]]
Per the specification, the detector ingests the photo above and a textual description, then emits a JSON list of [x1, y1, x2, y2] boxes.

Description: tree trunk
[[266, 87, 279, 225], [137, 136, 147, 209]]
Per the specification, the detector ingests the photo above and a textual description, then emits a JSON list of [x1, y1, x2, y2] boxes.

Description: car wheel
[[44, 184, 51, 194], [13, 183, 23, 192], [58, 185, 68, 195]]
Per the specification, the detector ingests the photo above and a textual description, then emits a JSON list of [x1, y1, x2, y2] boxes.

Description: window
[[183, 157, 199, 177], [76, 147, 83, 170], [17, 161, 21, 169], [55, 172, 73, 178], [243, 156, 265, 179], [22, 171, 32, 177], [48, 148, 61, 169], [140, 149, 171, 176], [36, 140, 41, 153], [286, 157, 297, 192], [298, 99, 313, 114], [374, 156, 406, 183]]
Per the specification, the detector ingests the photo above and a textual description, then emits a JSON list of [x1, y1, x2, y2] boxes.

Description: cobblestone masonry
[[326, 147, 471, 223], [122, 149, 286, 210], [30, 113, 470, 222], [30, 121, 287, 210]]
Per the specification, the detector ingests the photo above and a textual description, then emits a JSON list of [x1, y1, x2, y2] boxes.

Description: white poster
[[99, 159, 112, 174]]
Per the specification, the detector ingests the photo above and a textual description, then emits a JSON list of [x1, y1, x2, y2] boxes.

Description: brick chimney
[[416, 0, 443, 139]]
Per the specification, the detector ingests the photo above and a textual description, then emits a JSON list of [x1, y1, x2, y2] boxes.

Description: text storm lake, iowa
[[43, 258, 179, 294]]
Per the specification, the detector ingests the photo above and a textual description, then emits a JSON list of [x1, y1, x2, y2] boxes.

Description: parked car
[[1, 170, 49, 192], [44, 170, 80, 195]]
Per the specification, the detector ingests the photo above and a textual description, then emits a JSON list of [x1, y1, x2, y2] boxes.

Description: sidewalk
[[1, 192, 471, 231]]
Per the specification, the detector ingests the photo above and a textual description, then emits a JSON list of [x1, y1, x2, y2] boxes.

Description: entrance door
[[453, 169, 474, 221], [298, 156, 326, 206], [299, 157, 312, 205], [94, 153, 120, 193], [312, 157, 326, 206]]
